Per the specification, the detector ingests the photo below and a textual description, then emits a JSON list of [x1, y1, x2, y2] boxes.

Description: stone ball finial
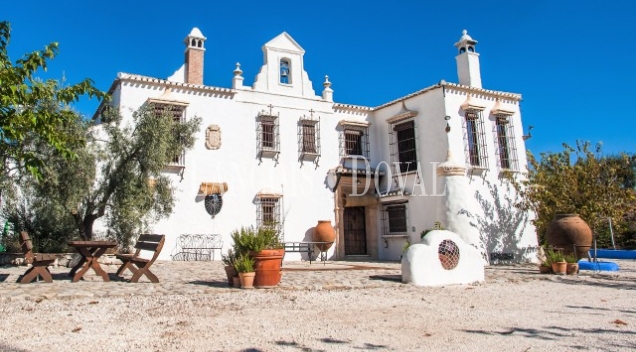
[[462, 29, 467, 35]]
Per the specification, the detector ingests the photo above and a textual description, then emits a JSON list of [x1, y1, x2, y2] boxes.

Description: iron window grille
[[256, 105, 280, 162], [389, 120, 418, 174], [381, 202, 409, 237], [493, 114, 519, 172], [255, 196, 283, 239], [462, 109, 488, 169], [339, 125, 370, 160], [152, 102, 187, 167], [298, 110, 321, 165]]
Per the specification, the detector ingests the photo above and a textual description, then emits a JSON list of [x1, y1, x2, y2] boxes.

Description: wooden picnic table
[[67, 241, 117, 282]]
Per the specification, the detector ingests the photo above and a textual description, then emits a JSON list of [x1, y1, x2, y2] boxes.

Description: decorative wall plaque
[[205, 124, 221, 150]]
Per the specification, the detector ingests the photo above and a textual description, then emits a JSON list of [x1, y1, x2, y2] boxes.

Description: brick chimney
[[184, 27, 206, 85]]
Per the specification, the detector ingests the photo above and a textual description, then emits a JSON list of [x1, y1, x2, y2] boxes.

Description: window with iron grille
[[298, 113, 320, 161], [493, 114, 519, 171], [256, 109, 280, 161], [152, 102, 186, 166], [256, 196, 282, 238], [462, 109, 488, 169], [302, 124, 316, 153], [382, 203, 408, 236], [339, 125, 370, 159], [389, 120, 417, 173]]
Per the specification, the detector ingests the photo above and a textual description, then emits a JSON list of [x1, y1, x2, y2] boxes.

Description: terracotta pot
[[232, 276, 241, 288], [224, 265, 237, 286], [551, 261, 567, 275], [239, 272, 255, 289], [313, 220, 336, 251], [546, 214, 592, 260], [566, 263, 579, 275], [539, 265, 552, 274], [252, 249, 284, 288]]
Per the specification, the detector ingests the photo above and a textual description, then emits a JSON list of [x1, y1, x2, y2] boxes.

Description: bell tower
[[454, 30, 481, 88], [184, 27, 206, 85]]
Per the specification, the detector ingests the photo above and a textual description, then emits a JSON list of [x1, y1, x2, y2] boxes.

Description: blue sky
[[3, 1, 635, 157]]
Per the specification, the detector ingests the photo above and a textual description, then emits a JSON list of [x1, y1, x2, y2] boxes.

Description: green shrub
[[233, 253, 255, 273], [545, 248, 565, 263], [420, 221, 445, 239], [564, 253, 579, 263], [230, 226, 282, 256]]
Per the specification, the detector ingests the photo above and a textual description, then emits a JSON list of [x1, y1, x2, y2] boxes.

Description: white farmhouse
[[95, 28, 538, 262]]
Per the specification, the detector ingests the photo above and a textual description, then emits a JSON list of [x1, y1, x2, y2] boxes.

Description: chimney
[[184, 27, 206, 85]]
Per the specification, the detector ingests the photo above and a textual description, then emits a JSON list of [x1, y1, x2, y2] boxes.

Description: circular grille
[[438, 239, 460, 270], [204, 194, 223, 217]]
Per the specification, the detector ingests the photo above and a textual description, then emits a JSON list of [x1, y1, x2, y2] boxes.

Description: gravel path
[[1, 260, 635, 351]]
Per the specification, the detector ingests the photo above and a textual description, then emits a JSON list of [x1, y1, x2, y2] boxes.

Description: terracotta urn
[[313, 220, 336, 251], [224, 265, 238, 286], [546, 214, 592, 260]]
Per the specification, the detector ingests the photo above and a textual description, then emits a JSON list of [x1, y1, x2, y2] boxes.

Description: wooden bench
[[18, 231, 56, 284], [115, 234, 165, 283]]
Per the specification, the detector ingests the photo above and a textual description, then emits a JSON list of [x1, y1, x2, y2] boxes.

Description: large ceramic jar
[[313, 220, 336, 251], [546, 214, 592, 260]]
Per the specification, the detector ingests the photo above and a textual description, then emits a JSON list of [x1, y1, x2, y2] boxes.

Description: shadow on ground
[[187, 280, 233, 288], [272, 337, 390, 351], [462, 325, 636, 351], [368, 274, 402, 282]]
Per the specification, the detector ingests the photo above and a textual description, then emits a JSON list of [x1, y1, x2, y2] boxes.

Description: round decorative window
[[204, 193, 223, 217], [438, 239, 460, 270]]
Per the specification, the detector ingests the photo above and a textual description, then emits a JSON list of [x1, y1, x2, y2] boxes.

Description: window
[[152, 102, 187, 166], [462, 109, 488, 169], [302, 123, 316, 153], [256, 195, 282, 236], [494, 115, 519, 171], [257, 108, 280, 161], [382, 203, 408, 236], [339, 123, 370, 159], [298, 112, 321, 165], [262, 118, 276, 149], [389, 120, 417, 173], [280, 59, 290, 84]]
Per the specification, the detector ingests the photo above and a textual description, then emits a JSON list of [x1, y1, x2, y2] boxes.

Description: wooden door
[[344, 206, 367, 255]]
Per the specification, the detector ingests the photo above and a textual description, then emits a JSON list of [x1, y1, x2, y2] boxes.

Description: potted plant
[[548, 249, 567, 275], [538, 246, 552, 274], [221, 249, 238, 286], [230, 226, 284, 288], [233, 253, 255, 289], [564, 253, 579, 275]]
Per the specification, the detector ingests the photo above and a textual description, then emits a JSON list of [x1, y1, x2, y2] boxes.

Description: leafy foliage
[[513, 141, 636, 248], [7, 103, 200, 250], [420, 221, 445, 239], [0, 21, 105, 183], [230, 226, 283, 257], [233, 253, 255, 273]]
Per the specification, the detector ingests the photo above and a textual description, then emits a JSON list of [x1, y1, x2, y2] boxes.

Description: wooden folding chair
[[115, 234, 165, 283], [18, 231, 56, 284]]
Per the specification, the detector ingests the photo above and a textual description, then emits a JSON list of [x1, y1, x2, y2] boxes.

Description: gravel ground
[[1, 260, 635, 351]]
